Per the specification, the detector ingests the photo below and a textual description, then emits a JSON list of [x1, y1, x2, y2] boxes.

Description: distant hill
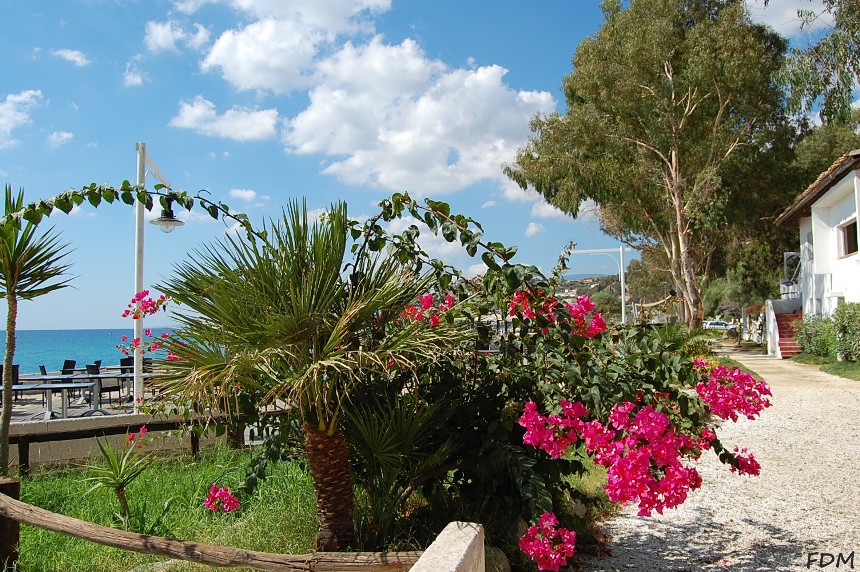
[[564, 273, 609, 280]]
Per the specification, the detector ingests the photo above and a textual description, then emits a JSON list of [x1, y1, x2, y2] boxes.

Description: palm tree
[[0, 186, 73, 474], [157, 199, 468, 550]]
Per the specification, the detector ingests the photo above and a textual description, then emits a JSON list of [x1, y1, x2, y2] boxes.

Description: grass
[[17, 443, 317, 572], [791, 353, 860, 381]]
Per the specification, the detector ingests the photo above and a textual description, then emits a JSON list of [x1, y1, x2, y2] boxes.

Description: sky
[[0, 0, 843, 330]]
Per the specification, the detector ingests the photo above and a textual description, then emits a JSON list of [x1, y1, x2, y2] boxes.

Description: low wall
[[411, 521, 484, 572]]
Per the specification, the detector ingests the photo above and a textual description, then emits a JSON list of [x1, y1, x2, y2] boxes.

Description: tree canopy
[[770, 0, 860, 124], [505, 0, 790, 328]]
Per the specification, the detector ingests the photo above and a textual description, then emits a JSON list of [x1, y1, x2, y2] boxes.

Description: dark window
[[841, 220, 858, 256]]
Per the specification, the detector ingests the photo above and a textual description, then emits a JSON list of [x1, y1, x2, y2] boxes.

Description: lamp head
[[150, 207, 185, 233]]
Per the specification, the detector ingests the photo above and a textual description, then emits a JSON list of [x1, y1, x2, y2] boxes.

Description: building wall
[[803, 170, 860, 316]]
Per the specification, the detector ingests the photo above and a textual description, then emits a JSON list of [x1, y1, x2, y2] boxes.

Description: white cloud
[[465, 262, 488, 278], [52, 49, 91, 66], [145, 20, 209, 53], [500, 179, 539, 203], [221, 0, 390, 31], [746, 0, 832, 37], [0, 90, 43, 148], [145, 20, 186, 52], [481, 200, 496, 208], [123, 63, 148, 87], [386, 217, 462, 260], [525, 222, 544, 237], [169, 95, 279, 141], [531, 200, 570, 219], [47, 131, 74, 149], [202, 18, 320, 93], [285, 37, 555, 195], [229, 188, 257, 202]]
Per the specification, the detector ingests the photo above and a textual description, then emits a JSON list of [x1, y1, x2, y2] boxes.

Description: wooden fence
[[0, 478, 420, 571]]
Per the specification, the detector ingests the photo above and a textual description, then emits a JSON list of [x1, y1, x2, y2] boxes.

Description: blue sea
[[0, 329, 173, 375]]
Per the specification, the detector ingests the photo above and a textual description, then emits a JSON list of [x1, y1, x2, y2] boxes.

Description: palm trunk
[[303, 421, 355, 551], [1, 293, 17, 475]]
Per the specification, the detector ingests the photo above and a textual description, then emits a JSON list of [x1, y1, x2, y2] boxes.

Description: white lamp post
[[569, 246, 631, 324], [134, 142, 184, 411]]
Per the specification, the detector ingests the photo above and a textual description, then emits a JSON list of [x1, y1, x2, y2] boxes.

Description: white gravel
[[575, 351, 860, 572]]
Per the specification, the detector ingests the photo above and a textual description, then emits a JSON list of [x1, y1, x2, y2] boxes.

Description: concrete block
[[411, 521, 484, 572]]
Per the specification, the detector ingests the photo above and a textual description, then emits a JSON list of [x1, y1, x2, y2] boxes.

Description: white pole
[[619, 246, 626, 324], [134, 142, 146, 412]]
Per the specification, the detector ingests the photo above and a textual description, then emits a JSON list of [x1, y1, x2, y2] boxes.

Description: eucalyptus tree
[[768, 0, 860, 124], [0, 186, 73, 474], [505, 0, 790, 329], [157, 200, 468, 551]]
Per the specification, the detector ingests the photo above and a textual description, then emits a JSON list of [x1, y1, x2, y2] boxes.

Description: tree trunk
[[303, 421, 355, 551], [0, 294, 17, 476]]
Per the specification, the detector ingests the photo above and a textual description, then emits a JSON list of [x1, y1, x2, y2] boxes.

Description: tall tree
[[0, 186, 73, 474], [505, 0, 789, 328], [768, 0, 860, 124]]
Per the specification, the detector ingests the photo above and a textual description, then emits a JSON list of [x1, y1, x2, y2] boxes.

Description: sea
[[0, 329, 173, 375]]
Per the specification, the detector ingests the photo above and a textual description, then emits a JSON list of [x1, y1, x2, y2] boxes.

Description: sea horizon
[[0, 328, 173, 375]]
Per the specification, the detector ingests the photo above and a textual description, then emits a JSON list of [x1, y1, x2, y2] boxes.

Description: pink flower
[[419, 293, 434, 310], [429, 314, 441, 327], [204, 483, 241, 513], [519, 512, 577, 571], [144, 328, 152, 337]]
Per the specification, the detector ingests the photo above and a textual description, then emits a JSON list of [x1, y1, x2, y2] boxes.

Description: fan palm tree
[[157, 199, 468, 550], [0, 185, 73, 474]]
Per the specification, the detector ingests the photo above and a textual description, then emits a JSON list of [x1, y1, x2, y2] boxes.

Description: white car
[[704, 320, 737, 333]]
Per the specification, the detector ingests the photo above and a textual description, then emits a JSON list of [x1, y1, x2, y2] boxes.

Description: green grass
[[17, 444, 317, 572], [791, 353, 860, 381]]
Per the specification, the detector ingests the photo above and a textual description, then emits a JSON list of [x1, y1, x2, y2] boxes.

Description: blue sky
[[0, 0, 839, 330]]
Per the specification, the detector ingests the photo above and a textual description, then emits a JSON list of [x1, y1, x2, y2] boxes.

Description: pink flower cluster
[[520, 400, 706, 517], [518, 512, 577, 572], [204, 483, 240, 512], [125, 425, 148, 449], [116, 331, 171, 357], [121, 290, 169, 320], [401, 293, 456, 327], [695, 363, 772, 422], [508, 289, 607, 338]]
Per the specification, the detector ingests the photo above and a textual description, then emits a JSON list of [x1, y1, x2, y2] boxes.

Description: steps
[[775, 310, 803, 358]]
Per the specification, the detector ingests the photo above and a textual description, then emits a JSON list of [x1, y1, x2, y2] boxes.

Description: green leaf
[[441, 221, 457, 242], [482, 251, 501, 271]]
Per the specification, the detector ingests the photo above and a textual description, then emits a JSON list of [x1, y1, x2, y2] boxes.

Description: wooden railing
[[0, 478, 420, 571]]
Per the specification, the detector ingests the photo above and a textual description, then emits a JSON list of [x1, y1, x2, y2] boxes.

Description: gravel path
[[575, 351, 860, 572]]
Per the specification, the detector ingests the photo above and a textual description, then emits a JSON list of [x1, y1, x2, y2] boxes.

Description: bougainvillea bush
[[339, 194, 772, 569], [129, 190, 771, 567]]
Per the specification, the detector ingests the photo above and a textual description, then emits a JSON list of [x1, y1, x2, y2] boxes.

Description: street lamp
[[134, 142, 183, 411], [568, 246, 631, 324]]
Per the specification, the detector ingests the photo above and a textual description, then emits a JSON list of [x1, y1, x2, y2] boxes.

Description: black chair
[[61, 360, 76, 375], [3, 365, 21, 402], [39, 365, 47, 376], [119, 356, 134, 373], [88, 363, 121, 407], [60, 360, 80, 398]]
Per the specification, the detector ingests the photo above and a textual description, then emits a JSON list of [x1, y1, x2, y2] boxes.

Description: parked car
[[704, 320, 737, 333]]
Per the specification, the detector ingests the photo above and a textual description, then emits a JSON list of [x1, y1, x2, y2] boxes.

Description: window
[[839, 219, 858, 257]]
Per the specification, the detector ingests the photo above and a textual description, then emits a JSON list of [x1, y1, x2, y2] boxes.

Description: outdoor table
[[12, 382, 97, 420]]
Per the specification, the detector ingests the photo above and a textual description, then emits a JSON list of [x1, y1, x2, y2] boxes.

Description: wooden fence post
[[16, 439, 29, 478], [0, 478, 20, 571]]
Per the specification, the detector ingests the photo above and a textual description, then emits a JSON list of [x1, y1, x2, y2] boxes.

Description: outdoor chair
[[61, 360, 81, 398], [88, 363, 121, 407], [0, 364, 19, 404]]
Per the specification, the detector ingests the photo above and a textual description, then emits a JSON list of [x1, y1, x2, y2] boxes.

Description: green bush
[[833, 302, 860, 362], [794, 315, 836, 357]]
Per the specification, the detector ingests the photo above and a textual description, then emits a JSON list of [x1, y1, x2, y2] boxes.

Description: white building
[[767, 150, 860, 357]]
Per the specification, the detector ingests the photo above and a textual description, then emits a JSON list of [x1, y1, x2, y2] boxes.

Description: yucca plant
[[156, 199, 470, 550], [0, 185, 73, 474], [84, 429, 154, 527]]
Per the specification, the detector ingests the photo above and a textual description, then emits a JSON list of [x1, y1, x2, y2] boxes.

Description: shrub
[[794, 315, 836, 357], [833, 302, 860, 362]]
